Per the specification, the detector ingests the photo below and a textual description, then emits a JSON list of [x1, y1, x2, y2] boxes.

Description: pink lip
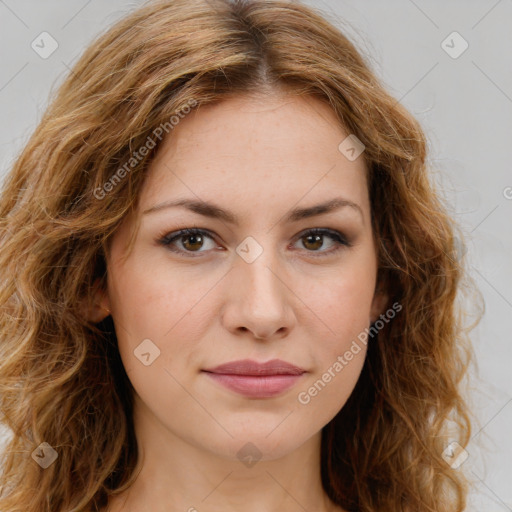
[[202, 359, 306, 398]]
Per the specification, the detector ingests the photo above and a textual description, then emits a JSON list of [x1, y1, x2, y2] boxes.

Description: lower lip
[[202, 372, 304, 398]]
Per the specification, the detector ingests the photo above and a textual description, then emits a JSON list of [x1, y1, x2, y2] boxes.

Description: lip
[[202, 359, 306, 398]]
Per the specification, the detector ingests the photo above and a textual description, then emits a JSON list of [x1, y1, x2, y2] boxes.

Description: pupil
[[184, 234, 202, 250], [305, 234, 322, 250]]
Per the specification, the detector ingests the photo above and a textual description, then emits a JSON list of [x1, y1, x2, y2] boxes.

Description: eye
[[292, 228, 351, 257], [158, 228, 218, 257], [157, 227, 351, 257]]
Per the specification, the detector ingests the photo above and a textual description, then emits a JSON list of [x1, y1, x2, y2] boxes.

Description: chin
[[198, 425, 314, 464]]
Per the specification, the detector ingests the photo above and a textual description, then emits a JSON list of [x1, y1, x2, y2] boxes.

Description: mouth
[[202, 359, 307, 398]]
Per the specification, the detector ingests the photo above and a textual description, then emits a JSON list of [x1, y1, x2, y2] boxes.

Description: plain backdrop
[[0, 1, 511, 510]]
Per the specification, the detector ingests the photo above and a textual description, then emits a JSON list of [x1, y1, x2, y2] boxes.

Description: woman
[[0, 0, 482, 511]]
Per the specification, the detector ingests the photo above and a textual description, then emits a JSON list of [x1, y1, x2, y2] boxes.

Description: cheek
[[296, 347, 367, 427], [297, 276, 371, 415], [298, 263, 374, 410], [310, 263, 376, 345], [107, 251, 201, 337], [106, 255, 216, 382]]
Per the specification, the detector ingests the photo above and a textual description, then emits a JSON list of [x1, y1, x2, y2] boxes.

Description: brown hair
[[0, 0, 483, 510]]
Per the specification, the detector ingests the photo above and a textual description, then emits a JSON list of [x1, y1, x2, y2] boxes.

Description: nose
[[220, 249, 296, 341]]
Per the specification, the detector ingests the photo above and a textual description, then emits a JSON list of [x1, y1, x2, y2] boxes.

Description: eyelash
[[157, 227, 351, 258]]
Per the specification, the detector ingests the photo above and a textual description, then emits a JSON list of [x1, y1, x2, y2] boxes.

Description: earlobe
[[369, 287, 389, 325], [83, 277, 111, 324]]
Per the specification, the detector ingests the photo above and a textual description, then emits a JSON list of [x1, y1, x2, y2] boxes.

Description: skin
[[91, 90, 389, 512]]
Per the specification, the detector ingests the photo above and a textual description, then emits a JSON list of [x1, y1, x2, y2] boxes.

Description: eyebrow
[[142, 197, 364, 225]]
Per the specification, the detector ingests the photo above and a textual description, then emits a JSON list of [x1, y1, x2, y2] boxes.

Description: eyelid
[[157, 226, 352, 258], [156, 228, 217, 257]]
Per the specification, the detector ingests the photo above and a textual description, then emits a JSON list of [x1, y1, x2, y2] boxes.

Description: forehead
[[139, 92, 370, 221]]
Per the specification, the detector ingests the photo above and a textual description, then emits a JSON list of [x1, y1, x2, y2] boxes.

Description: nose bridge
[[223, 233, 294, 337], [236, 236, 285, 311]]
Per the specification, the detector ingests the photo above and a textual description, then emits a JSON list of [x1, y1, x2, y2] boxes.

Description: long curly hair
[[0, 0, 483, 511]]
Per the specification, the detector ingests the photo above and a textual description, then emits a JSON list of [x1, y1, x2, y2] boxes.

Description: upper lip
[[203, 359, 306, 376]]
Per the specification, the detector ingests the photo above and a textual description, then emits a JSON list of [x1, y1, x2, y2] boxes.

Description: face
[[94, 91, 388, 462]]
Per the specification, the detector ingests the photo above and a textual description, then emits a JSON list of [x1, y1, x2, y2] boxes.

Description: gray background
[[0, 0, 511, 509]]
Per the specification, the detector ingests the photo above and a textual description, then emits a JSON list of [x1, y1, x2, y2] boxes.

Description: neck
[[103, 395, 343, 512]]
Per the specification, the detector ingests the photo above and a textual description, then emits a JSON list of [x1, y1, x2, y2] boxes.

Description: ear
[[369, 285, 389, 325], [82, 277, 111, 324]]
